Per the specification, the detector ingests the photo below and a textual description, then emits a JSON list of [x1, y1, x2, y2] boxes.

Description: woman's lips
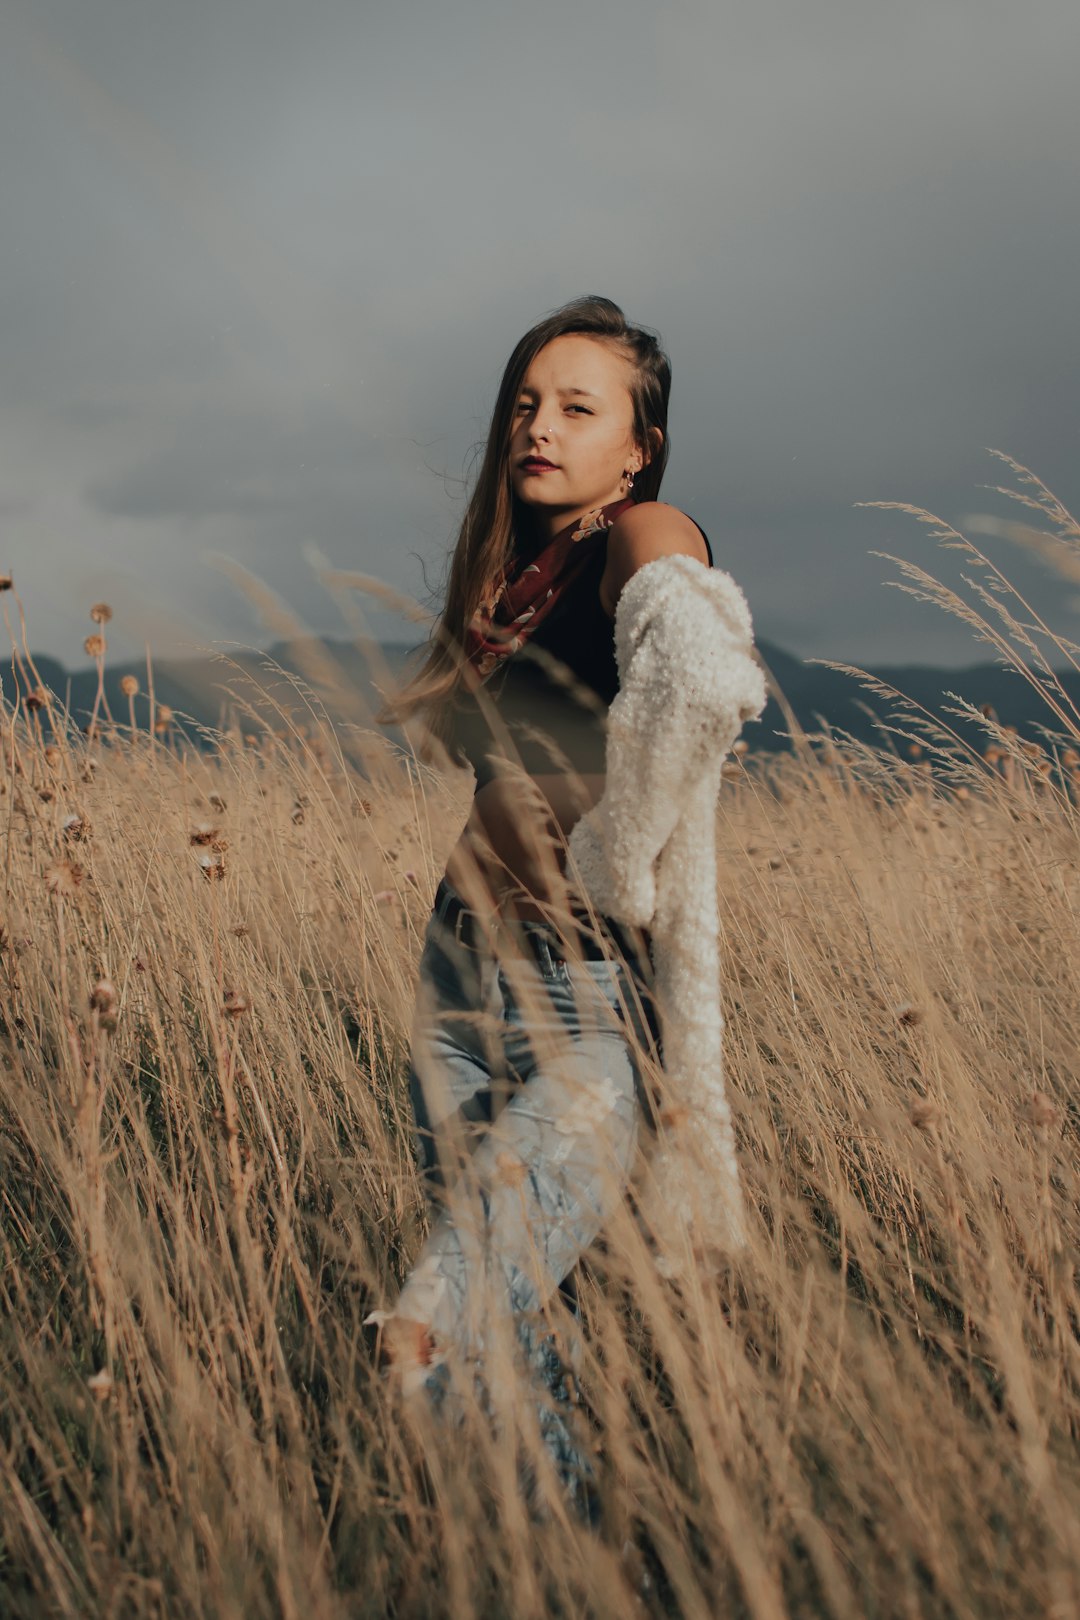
[[521, 461, 558, 474]]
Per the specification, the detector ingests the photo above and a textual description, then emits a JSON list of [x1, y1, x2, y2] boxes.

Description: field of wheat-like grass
[[2, 474, 1079, 1619]]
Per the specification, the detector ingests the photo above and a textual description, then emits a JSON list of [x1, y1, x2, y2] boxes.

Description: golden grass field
[[2, 474, 1079, 1618]]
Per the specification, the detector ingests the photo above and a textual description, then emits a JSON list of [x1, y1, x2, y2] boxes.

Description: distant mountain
[[7, 635, 1078, 759]]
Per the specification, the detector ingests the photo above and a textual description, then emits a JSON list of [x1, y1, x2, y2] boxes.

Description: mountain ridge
[[7, 635, 1077, 757]]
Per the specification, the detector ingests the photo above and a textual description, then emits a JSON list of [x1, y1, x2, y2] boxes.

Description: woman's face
[[508, 333, 646, 535]]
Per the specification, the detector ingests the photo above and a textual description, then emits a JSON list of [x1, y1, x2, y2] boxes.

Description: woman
[[370, 295, 720, 1522]]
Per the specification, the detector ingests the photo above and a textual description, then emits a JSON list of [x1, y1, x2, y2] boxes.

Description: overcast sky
[[3, 0, 1079, 676]]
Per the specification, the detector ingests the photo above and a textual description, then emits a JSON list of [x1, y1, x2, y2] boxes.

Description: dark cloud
[[3, 0, 1078, 673]]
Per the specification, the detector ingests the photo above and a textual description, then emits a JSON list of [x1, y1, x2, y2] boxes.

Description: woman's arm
[[599, 501, 710, 621]]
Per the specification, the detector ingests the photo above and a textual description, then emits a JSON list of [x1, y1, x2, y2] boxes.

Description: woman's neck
[[516, 496, 624, 551]]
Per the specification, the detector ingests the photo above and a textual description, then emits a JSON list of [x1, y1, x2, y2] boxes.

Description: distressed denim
[[398, 876, 662, 1523]]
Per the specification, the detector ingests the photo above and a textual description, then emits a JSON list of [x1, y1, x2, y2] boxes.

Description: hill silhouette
[[7, 635, 1078, 759]]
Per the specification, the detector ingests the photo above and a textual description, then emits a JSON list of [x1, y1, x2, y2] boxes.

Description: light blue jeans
[[399, 875, 662, 1523]]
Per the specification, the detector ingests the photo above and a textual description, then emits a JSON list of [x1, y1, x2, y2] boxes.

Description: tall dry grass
[[1, 462, 1079, 1618]]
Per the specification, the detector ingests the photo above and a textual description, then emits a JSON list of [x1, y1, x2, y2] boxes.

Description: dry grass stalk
[[1, 463, 1079, 1618]]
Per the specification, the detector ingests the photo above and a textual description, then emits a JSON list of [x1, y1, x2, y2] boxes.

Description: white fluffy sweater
[[566, 551, 767, 1274]]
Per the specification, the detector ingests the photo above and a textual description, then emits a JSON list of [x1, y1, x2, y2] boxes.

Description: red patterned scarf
[[463, 496, 635, 682]]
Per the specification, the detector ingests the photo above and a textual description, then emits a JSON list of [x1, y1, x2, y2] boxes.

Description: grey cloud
[[3, 0, 1079, 675]]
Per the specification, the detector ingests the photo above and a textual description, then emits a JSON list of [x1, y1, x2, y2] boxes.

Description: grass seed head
[[89, 979, 117, 1013], [44, 859, 83, 896], [1026, 1090, 1059, 1131], [910, 1099, 940, 1131]]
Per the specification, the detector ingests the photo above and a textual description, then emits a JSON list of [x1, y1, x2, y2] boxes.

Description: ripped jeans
[[394, 875, 662, 1522]]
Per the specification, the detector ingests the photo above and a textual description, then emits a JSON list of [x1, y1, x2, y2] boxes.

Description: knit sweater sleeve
[[567, 556, 767, 926]]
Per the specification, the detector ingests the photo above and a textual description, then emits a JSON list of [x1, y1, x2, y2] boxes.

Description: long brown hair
[[375, 294, 671, 751]]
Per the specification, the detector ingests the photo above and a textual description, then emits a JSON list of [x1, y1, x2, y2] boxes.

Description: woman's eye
[[568, 405, 592, 414]]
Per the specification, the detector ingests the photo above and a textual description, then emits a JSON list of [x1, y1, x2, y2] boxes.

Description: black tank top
[[445, 511, 714, 791]]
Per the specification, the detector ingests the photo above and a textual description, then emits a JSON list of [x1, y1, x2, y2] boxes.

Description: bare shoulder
[[600, 500, 710, 619]]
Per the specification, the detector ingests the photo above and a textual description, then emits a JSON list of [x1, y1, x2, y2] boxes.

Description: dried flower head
[[44, 859, 84, 897], [25, 688, 47, 712], [44, 745, 61, 767], [197, 852, 226, 880], [87, 1368, 113, 1401], [209, 793, 227, 813], [190, 823, 220, 847], [894, 1001, 922, 1027], [84, 635, 106, 659], [223, 988, 250, 1018], [352, 798, 372, 817], [89, 978, 117, 1013], [37, 787, 55, 804], [90, 602, 112, 624], [120, 674, 139, 698], [1027, 1091, 1059, 1131], [156, 704, 174, 724], [0, 573, 12, 591], [1062, 748, 1080, 770], [909, 1099, 940, 1132], [494, 1151, 530, 1188], [229, 922, 250, 938], [63, 813, 89, 841]]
